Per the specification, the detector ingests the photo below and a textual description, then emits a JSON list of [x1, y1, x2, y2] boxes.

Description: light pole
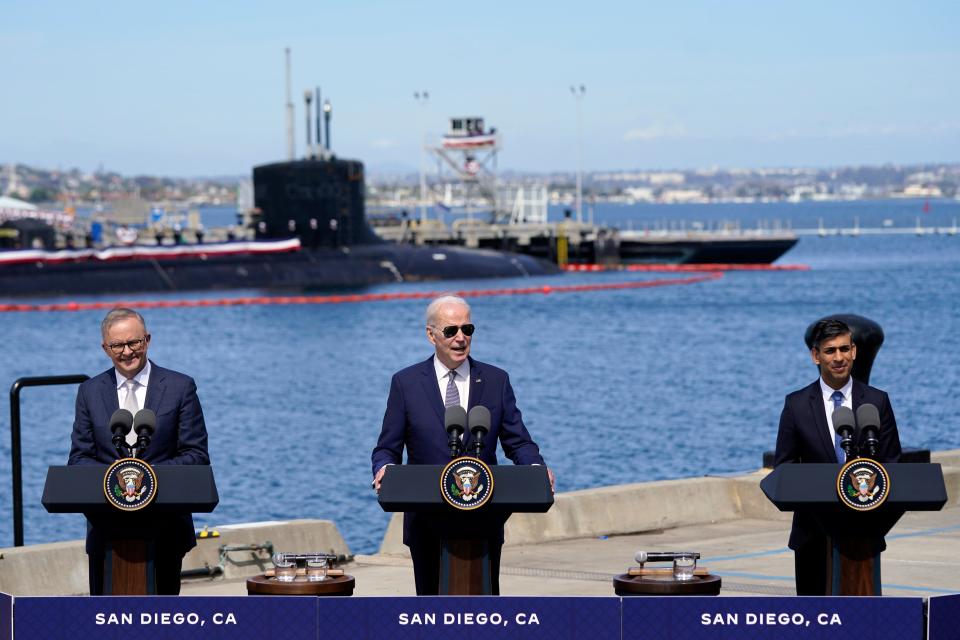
[[414, 91, 430, 224], [570, 84, 586, 224]]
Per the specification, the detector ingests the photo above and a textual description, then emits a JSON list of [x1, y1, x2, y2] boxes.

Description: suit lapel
[[851, 379, 866, 412], [144, 361, 166, 413], [99, 369, 119, 415], [467, 358, 483, 410], [419, 358, 445, 425], [464, 358, 483, 449], [807, 380, 837, 462]]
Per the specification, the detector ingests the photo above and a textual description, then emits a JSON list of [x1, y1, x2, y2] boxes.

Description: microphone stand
[[470, 430, 486, 458], [447, 428, 463, 459]]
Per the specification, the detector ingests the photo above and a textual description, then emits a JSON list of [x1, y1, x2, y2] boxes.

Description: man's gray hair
[[101, 307, 147, 340], [425, 295, 470, 326]]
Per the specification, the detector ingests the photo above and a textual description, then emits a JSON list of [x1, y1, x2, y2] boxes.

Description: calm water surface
[[2, 199, 958, 554]]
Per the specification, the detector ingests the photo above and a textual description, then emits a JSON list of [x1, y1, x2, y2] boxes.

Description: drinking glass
[[306, 555, 328, 582], [672, 553, 696, 581], [273, 552, 297, 582]]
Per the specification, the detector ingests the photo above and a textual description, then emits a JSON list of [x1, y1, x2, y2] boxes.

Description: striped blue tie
[[444, 370, 461, 408], [831, 391, 845, 463]]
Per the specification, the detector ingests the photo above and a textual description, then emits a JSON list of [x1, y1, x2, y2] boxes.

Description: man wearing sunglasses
[[774, 318, 901, 595], [69, 307, 210, 595], [372, 295, 554, 595]]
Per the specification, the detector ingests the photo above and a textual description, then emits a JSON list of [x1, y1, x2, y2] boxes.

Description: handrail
[[9, 374, 89, 547]]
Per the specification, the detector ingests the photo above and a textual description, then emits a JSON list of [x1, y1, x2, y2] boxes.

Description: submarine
[[0, 156, 558, 299]]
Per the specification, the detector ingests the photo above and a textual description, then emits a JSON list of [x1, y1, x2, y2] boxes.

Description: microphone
[[132, 409, 157, 458], [856, 403, 881, 459], [831, 406, 858, 460], [444, 405, 467, 458], [634, 551, 701, 564], [467, 406, 490, 457], [109, 409, 134, 456]]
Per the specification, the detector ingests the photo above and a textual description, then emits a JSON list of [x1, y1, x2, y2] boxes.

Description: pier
[[3, 449, 957, 597]]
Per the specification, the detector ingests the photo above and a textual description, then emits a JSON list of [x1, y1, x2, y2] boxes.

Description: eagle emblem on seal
[[453, 466, 485, 500], [116, 466, 148, 502]]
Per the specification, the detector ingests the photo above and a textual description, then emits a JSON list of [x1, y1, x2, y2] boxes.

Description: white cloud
[[369, 139, 397, 149], [624, 122, 687, 141]]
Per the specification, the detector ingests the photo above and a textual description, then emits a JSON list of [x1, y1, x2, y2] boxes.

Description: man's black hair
[[810, 318, 853, 350]]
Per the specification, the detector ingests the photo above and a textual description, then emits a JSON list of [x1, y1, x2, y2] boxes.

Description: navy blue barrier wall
[[930, 594, 960, 640], [5, 593, 957, 640], [623, 597, 922, 640], [13, 596, 317, 640], [1, 592, 10, 640], [317, 597, 621, 640]]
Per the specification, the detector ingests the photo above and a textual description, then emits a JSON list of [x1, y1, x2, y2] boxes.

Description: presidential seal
[[103, 458, 158, 511], [440, 456, 494, 511], [837, 458, 890, 511]]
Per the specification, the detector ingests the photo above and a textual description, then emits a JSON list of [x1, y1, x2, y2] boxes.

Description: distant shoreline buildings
[[2, 161, 958, 209]]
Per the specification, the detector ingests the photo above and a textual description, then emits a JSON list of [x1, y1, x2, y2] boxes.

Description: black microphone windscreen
[[467, 405, 491, 434], [856, 403, 881, 430], [133, 409, 157, 435], [832, 406, 856, 434], [444, 405, 467, 433], [109, 409, 134, 435]]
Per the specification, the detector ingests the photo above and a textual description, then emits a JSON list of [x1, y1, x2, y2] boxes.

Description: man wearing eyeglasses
[[774, 318, 901, 595], [69, 307, 209, 595], [371, 295, 554, 595]]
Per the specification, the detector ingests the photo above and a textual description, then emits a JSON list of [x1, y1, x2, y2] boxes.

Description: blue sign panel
[[13, 596, 317, 640], [0, 592, 10, 640], [623, 596, 923, 640], [930, 593, 960, 640], [316, 597, 621, 640]]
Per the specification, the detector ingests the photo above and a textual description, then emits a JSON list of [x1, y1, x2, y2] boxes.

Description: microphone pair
[[444, 405, 491, 458], [634, 550, 700, 564], [831, 403, 882, 460], [109, 408, 157, 457]]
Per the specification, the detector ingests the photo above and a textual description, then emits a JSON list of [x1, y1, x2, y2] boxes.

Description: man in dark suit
[[774, 318, 901, 595], [371, 295, 554, 595], [69, 307, 209, 595]]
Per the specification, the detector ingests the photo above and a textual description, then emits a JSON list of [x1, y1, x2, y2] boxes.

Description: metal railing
[[9, 374, 89, 547]]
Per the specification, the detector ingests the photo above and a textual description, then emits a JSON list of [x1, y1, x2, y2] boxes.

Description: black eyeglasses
[[106, 337, 148, 354], [434, 324, 475, 339]]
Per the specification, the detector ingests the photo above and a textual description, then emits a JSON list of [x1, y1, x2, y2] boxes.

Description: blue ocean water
[[1, 199, 958, 554]]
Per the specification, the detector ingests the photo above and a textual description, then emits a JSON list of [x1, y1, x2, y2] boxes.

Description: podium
[[379, 464, 553, 595], [761, 463, 946, 595], [42, 465, 218, 595]]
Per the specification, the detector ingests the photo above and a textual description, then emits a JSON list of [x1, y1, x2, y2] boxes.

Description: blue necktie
[[831, 391, 845, 463]]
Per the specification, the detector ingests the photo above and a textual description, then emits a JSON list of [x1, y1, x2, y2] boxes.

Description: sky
[[2, 1, 959, 177]]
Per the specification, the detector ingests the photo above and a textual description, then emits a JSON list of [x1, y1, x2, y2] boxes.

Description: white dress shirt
[[819, 375, 853, 447], [115, 360, 151, 410], [433, 355, 470, 411]]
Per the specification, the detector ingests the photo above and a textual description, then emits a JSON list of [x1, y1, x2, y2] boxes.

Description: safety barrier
[[0, 272, 723, 313]]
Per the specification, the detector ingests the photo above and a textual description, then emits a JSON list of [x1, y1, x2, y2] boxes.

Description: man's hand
[[373, 465, 388, 493], [547, 467, 556, 493]]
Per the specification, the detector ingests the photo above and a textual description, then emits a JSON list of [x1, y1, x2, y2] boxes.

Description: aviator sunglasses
[[435, 323, 475, 339]]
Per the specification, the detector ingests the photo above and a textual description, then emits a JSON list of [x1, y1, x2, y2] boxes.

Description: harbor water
[[1, 199, 958, 555]]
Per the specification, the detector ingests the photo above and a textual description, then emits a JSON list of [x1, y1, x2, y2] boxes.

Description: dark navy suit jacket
[[774, 378, 901, 550], [69, 362, 210, 554], [371, 356, 545, 545]]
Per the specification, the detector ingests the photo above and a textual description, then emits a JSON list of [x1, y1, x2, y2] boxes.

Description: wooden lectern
[[379, 464, 553, 595], [761, 463, 946, 595], [42, 465, 218, 595]]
